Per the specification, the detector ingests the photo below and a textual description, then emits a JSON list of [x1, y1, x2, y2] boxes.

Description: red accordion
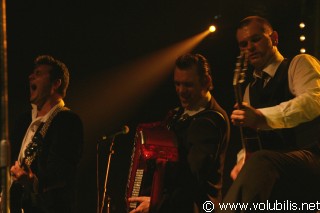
[[126, 122, 178, 212]]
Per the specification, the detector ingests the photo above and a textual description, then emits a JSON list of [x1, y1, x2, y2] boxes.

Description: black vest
[[249, 59, 320, 149]]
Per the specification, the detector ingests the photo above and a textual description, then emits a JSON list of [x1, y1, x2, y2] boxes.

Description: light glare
[[209, 25, 216, 32], [299, 22, 305, 29]]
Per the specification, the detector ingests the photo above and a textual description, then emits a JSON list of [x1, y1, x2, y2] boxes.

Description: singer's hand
[[10, 161, 35, 189], [128, 196, 150, 213], [231, 102, 268, 129]]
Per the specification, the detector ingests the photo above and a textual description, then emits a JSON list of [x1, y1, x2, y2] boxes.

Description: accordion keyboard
[[129, 169, 144, 209]]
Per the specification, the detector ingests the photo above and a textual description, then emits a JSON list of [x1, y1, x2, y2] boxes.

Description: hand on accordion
[[128, 196, 150, 213]]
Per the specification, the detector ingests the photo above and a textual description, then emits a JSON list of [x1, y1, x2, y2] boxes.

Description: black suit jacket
[[158, 97, 230, 213], [10, 109, 84, 213]]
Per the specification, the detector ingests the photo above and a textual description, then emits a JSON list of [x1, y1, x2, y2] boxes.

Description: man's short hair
[[238, 16, 273, 34], [34, 55, 69, 98], [175, 53, 213, 90]]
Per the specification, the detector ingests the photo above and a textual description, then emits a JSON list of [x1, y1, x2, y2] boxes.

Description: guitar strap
[[39, 105, 69, 138], [23, 106, 69, 166]]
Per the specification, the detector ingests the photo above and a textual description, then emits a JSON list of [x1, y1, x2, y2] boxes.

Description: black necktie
[[254, 72, 269, 89]]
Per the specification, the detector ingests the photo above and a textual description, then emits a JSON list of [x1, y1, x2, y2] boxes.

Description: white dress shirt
[[244, 53, 320, 129]]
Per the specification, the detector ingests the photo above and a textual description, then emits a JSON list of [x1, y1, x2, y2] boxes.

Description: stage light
[[299, 35, 306, 41], [299, 22, 305, 29], [298, 21, 306, 54], [209, 25, 216, 33]]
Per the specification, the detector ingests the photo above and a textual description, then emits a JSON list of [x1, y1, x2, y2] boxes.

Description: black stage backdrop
[[4, 0, 319, 212]]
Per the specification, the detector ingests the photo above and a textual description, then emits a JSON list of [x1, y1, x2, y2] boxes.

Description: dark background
[[3, 0, 320, 212]]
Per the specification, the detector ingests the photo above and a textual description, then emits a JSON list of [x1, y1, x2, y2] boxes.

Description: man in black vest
[[220, 16, 320, 212]]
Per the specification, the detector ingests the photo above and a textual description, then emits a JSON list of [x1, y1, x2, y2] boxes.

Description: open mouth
[[30, 83, 37, 91]]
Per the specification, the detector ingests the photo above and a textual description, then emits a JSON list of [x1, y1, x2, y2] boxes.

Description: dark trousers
[[219, 148, 320, 213]]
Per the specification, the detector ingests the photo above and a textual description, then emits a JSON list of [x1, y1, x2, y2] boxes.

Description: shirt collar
[[31, 100, 65, 122], [253, 51, 284, 79], [182, 92, 211, 117]]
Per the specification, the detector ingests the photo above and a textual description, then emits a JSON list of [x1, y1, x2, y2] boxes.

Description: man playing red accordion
[[128, 53, 230, 213]]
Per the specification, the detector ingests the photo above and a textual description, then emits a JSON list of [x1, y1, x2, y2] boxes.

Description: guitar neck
[[233, 84, 243, 108], [233, 52, 248, 154], [233, 84, 247, 153]]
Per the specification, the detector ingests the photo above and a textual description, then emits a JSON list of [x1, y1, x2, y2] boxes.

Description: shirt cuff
[[258, 106, 285, 129]]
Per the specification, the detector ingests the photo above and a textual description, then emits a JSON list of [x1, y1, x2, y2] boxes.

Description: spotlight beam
[[71, 29, 211, 140]]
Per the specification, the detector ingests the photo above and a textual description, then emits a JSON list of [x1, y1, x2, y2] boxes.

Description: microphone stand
[[99, 136, 116, 213]]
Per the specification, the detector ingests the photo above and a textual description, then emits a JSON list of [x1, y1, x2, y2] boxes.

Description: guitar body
[[10, 128, 43, 212], [242, 128, 262, 160], [10, 182, 24, 213]]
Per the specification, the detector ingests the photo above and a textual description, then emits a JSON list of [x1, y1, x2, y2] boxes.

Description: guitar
[[10, 129, 43, 212], [10, 106, 67, 211], [233, 51, 261, 160]]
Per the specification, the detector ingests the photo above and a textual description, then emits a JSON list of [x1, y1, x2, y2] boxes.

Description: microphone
[[101, 125, 130, 140]]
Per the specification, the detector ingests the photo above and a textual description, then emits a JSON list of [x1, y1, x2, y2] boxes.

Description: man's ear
[[52, 79, 62, 91], [270, 31, 279, 46], [204, 75, 213, 90]]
